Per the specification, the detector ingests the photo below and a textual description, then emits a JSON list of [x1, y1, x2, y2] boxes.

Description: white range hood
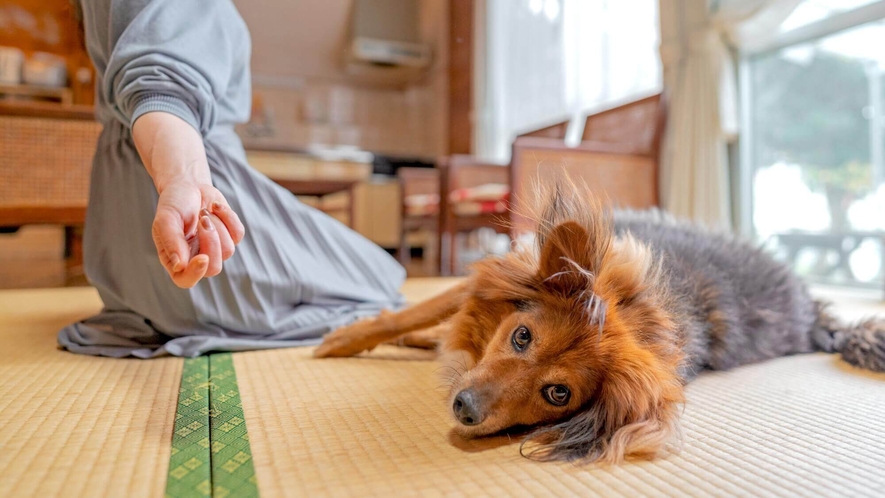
[[345, 0, 432, 85]]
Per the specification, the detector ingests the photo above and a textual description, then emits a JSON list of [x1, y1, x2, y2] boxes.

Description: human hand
[[132, 111, 246, 288], [151, 181, 245, 288]]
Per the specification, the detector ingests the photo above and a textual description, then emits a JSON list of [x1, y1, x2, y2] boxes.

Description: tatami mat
[[0, 288, 182, 498], [235, 348, 885, 497], [3, 281, 885, 497], [234, 283, 885, 498]]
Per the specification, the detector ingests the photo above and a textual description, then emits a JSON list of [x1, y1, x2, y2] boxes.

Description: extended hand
[[151, 181, 245, 288], [133, 111, 246, 289]]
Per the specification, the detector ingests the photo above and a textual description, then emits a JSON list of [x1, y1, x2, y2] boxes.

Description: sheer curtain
[[658, 0, 802, 230], [475, 0, 662, 162]]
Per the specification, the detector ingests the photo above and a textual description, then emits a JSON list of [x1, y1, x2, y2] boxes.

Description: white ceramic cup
[[0, 46, 25, 85]]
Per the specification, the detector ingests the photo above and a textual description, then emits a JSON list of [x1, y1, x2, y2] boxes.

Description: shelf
[[0, 101, 95, 120], [0, 84, 74, 105]]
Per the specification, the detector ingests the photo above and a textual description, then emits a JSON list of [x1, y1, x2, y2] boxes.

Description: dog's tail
[[813, 300, 885, 372]]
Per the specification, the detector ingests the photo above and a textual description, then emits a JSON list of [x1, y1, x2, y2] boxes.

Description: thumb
[[154, 209, 190, 271]]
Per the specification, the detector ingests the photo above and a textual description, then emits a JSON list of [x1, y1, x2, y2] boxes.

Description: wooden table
[[247, 150, 371, 229]]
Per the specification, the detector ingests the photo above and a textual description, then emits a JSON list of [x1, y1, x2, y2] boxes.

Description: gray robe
[[58, 0, 406, 358]]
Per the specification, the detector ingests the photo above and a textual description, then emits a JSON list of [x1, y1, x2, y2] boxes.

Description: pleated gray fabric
[[59, 124, 405, 358], [58, 0, 406, 358]]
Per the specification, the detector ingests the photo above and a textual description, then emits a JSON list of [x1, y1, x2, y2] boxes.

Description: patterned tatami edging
[[165, 354, 259, 498]]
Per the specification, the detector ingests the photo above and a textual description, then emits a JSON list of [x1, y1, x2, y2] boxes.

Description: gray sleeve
[[101, 0, 250, 135]]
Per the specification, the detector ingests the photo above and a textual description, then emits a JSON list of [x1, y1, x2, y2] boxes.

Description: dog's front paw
[[313, 316, 385, 358], [313, 331, 372, 358]]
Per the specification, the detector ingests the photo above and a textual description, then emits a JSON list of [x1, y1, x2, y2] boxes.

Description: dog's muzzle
[[453, 389, 483, 426]]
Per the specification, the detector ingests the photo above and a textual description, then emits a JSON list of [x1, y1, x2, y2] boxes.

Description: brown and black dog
[[314, 183, 885, 464]]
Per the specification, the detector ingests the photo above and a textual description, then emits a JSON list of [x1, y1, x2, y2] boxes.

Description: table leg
[[64, 225, 84, 282]]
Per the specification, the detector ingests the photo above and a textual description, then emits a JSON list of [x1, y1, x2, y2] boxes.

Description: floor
[[0, 227, 84, 289], [1, 229, 884, 496], [2, 281, 885, 497]]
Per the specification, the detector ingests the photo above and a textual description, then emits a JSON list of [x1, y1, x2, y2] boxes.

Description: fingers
[[152, 210, 212, 288], [209, 214, 236, 260], [157, 244, 173, 270], [152, 185, 243, 288], [210, 201, 245, 245], [152, 209, 189, 273], [197, 210, 223, 277], [154, 209, 232, 288], [172, 254, 210, 288]]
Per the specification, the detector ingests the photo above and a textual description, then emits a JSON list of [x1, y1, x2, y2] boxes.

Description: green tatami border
[[166, 354, 258, 498]]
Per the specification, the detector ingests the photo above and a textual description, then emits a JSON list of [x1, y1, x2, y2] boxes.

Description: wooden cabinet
[[247, 150, 403, 248], [352, 179, 401, 248]]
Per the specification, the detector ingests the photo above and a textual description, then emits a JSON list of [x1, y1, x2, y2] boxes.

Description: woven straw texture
[[234, 282, 885, 497], [235, 349, 885, 497], [0, 116, 100, 207], [3, 282, 885, 497], [0, 288, 181, 498]]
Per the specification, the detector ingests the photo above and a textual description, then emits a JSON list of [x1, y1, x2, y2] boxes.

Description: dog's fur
[[314, 183, 885, 464]]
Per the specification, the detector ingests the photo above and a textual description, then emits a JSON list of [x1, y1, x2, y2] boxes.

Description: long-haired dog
[[314, 183, 885, 464]]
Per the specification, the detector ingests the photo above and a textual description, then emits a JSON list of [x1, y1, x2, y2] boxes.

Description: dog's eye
[[511, 326, 531, 351], [543, 385, 571, 406]]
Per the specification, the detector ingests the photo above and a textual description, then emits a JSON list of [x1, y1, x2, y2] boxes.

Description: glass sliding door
[[747, 14, 885, 288]]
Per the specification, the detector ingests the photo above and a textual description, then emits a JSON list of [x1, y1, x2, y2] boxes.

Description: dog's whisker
[[434, 365, 462, 375]]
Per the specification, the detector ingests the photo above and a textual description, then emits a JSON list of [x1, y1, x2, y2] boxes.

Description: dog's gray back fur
[[612, 209, 885, 376]]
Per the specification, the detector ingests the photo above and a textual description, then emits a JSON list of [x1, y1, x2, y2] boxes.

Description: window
[[744, 3, 885, 289], [476, 0, 661, 162], [780, 0, 882, 33]]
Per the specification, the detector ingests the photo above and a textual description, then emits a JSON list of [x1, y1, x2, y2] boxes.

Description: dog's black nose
[[453, 389, 483, 426]]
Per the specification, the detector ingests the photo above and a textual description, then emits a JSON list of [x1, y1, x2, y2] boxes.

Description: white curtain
[[658, 0, 801, 229], [476, 0, 662, 162]]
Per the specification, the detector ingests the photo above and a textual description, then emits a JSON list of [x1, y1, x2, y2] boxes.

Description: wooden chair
[[515, 116, 571, 140], [436, 117, 572, 275], [510, 93, 666, 234], [397, 167, 441, 276], [581, 93, 664, 146], [0, 103, 100, 283], [438, 155, 511, 276]]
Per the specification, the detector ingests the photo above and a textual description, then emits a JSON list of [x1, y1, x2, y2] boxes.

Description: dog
[[314, 183, 885, 464]]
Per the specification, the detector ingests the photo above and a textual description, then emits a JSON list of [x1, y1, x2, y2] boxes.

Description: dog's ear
[[537, 221, 609, 291], [591, 358, 684, 463], [522, 349, 683, 463]]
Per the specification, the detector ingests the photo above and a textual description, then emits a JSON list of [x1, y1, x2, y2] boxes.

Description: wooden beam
[[448, 0, 474, 155]]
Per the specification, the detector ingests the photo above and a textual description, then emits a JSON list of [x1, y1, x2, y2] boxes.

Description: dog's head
[[441, 187, 685, 464]]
